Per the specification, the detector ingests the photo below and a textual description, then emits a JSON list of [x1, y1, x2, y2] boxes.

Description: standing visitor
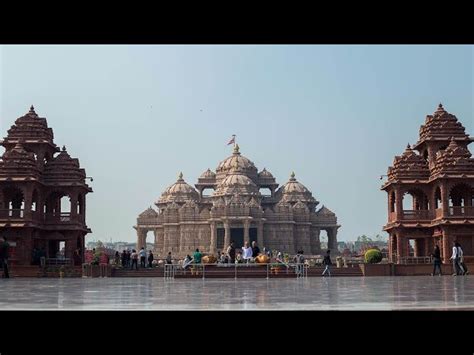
[[0, 236, 10, 278], [121, 250, 127, 268], [139, 247, 146, 268], [193, 248, 202, 264], [183, 255, 193, 270], [450, 241, 464, 276], [322, 250, 332, 277], [251, 241, 260, 258], [114, 251, 120, 266], [242, 241, 253, 263], [126, 249, 131, 268], [227, 241, 236, 264], [148, 250, 154, 268], [431, 244, 442, 276], [130, 249, 138, 270], [166, 252, 172, 265], [456, 242, 469, 275]]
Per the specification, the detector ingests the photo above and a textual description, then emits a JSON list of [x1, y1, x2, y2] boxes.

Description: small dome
[[417, 104, 470, 143], [276, 172, 316, 203], [43, 147, 86, 183], [258, 168, 274, 178], [387, 144, 430, 180], [158, 172, 199, 204], [200, 168, 216, 179], [139, 207, 158, 219]]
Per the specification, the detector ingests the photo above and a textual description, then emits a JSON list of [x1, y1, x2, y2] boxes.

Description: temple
[[382, 104, 474, 263], [0, 106, 92, 265], [135, 144, 340, 257]]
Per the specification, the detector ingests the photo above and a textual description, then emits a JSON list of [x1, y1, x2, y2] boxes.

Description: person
[[227, 241, 236, 264], [130, 249, 138, 270], [450, 241, 464, 276], [166, 252, 172, 265], [431, 244, 442, 276], [251, 241, 260, 258], [242, 241, 253, 263], [32, 247, 39, 265], [126, 249, 131, 268], [456, 242, 469, 275], [219, 252, 227, 264], [0, 236, 10, 278], [322, 250, 332, 277], [121, 250, 127, 268], [183, 254, 193, 270], [193, 248, 202, 264], [114, 251, 120, 266], [139, 247, 146, 268], [148, 250, 154, 268], [294, 250, 305, 276], [236, 252, 243, 264]]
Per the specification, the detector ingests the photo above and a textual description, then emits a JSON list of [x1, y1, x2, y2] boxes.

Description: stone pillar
[[257, 221, 264, 249], [396, 234, 404, 262], [210, 222, 217, 255], [136, 229, 146, 250], [395, 188, 403, 218], [243, 219, 250, 245], [390, 234, 397, 263], [441, 184, 449, 217], [413, 239, 419, 257], [224, 221, 230, 249], [442, 232, 451, 264], [70, 194, 78, 220]]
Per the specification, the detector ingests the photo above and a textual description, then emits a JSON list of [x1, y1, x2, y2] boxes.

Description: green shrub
[[364, 249, 382, 264]]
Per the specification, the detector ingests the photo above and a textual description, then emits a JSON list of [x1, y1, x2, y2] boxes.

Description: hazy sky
[[1, 45, 472, 243]]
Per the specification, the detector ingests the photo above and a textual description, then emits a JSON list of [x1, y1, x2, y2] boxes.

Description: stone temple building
[[135, 144, 339, 258], [0, 106, 92, 265], [382, 104, 474, 263]]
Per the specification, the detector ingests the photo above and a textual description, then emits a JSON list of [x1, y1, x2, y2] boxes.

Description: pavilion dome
[[277, 172, 317, 204], [157, 172, 199, 204], [138, 207, 158, 219], [258, 168, 274, 178], [0, 142, 40, 178], [417, 104, 471, 144], [43, 146, 86, 183], [2, 106, 55, 145], [431, 138, 474, 175], [387, 144, 430, 181]]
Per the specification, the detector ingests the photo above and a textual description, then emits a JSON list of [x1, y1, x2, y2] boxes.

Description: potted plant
[[271, 262, 285, 275], [59, 265, 65, 278]]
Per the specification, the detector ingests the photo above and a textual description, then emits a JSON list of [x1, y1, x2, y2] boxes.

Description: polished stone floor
[[0, 276, 473, 310]]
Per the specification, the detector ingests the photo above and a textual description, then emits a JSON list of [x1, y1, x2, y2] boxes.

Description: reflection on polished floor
[[0, 277, 473, 310]]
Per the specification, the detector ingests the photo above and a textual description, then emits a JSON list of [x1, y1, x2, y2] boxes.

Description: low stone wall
[[82, 264, 113, 277], [359, 263, 473, 276]]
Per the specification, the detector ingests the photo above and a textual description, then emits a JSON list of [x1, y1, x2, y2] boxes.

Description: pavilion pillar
[[396, 234, 404, 262], [395, 188, 403, 219], [209, 222, 217, 255], [136, 229, 146, 250], [223, 221, 230, 250], [441, 184, 449, 218], [413, 239, 420, 257], [70, 194, 78, 220], [257, 220, 264, 250], [390, 234, 397, 263], [442, 231, 451, 264], [243, 219, 250, 245]]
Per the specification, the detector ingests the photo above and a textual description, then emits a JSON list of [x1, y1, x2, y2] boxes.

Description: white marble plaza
[[0, 276, 473, 310]]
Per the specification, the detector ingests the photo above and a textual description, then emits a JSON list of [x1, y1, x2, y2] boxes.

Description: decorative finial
[[62, 145, 66, 151], [178, 172, 183, 180], [233, 144, 240, 154], [290, 171, 295, 179], [437, 103, 445, 111], [29, 105, 35, 112], [406, 143, 411, 149]]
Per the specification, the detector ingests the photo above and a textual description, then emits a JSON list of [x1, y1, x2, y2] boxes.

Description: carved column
[[136, 229, 146, 250], [396, 234, 404, 262], [257, 220, 264, 249], [243, 219, 250, 245], [70, 194, 78, 220], [210, 222, 217, 255], [441, 184, 449, 218], [442, 231, 451, 264], [395, 188, 403, 218], [224, 221, 230, 249]]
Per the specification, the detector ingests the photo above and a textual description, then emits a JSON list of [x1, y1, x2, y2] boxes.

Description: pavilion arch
[[449, 183, 473, 207], [201, 187, 215, 197], [402, 188, 430, 211], [44, 190, 73, 216], [2, 187, 25, 216]]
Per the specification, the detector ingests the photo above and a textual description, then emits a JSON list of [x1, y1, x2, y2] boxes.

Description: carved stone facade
[[135, 144, 340, 258], [382, 104, 474, 263], [0, 106, 92, 265]]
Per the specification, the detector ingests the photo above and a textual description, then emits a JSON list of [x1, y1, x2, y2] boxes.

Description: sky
[[0, 45, 473, 243]]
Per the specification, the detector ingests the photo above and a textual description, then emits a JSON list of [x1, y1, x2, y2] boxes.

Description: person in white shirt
[[450, 241, 464, 276], [242, 242, 253, 263]]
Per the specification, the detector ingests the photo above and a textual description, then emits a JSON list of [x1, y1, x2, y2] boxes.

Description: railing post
[[202, 264, 205, 280], [234, 263, 237, 279], [266, 264, 269, 279]]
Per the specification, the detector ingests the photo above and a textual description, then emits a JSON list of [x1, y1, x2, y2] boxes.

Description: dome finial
[[233, 144, 240, 154], [62, 145, 66, 152], [406, 143, 411, 149], [29, 105, 35, 113], [290, 171, 296, 180], [178, 172, 183, 180], [437, 103, 445, 111]]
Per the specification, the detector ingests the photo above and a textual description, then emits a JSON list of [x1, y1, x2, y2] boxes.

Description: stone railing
[[448, 206, 474, 217]]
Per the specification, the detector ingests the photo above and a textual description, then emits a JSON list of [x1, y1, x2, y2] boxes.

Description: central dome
[[214, 160, 259, 197], [157, 172, 199, 205], [215, 144, 258, 183]]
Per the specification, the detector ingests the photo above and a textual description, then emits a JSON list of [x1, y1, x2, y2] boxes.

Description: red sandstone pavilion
[[0, 106, 92, 266], [383, 104, 474, 264]]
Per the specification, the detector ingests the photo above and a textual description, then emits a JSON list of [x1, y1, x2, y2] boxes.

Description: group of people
[[0, 236, 10, 278], [430, 241, 469, 276], [117, 247, 154, 269], [217, 240, 261, 264]]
